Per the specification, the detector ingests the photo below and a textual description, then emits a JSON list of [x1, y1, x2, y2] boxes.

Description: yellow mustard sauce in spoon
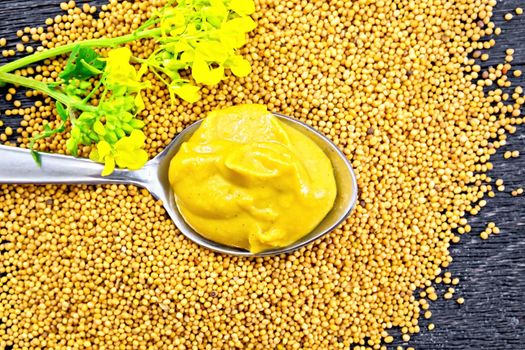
[[168, 104, 337, 253]]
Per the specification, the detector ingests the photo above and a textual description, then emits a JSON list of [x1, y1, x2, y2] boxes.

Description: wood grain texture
[[0, 1, 524, 349]]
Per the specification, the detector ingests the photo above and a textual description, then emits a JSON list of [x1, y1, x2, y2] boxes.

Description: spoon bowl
[[0, 113, 358, 257]]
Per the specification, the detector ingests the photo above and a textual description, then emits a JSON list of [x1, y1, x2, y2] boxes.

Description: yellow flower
[[114, 130, 149, 170], [89, 130, 148, 176], [104, 47, 150, 110]]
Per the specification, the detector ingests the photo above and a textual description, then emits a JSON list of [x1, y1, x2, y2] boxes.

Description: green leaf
[[30, 150, 42, 167], [59, 45, 105, 82], [56, 102, 69, 122]]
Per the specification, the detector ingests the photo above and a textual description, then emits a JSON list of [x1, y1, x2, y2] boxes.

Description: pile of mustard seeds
[[1, 0, 524, 349]]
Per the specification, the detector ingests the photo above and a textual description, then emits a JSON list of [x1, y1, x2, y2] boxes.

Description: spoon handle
[[0, 144, 136, 185]]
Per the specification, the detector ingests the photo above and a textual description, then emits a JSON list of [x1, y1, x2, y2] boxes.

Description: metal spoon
[[0, 113, 358, 256]]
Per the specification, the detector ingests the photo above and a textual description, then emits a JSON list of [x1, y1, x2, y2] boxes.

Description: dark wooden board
[[0, 1, 524, 349]]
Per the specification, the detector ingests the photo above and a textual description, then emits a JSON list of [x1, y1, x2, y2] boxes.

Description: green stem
[[0, 71, 97, 112], [133, 56, 169, 78], [82, 79, 104, 104], [0, 28, 162, 74]]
